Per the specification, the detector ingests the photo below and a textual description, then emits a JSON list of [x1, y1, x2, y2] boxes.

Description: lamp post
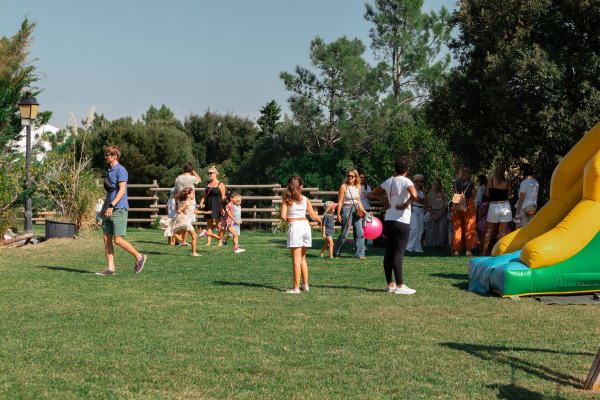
[[17, 92, 40, 234]]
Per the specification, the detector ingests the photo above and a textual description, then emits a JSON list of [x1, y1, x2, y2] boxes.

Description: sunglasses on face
[[104, 153, 113, 158], [208, 172, 215, 175], [347, 175, 355, 178]]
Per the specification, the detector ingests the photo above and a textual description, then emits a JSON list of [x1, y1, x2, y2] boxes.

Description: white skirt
[[287, 220, 312, 248], [164, 214, 194, 237]]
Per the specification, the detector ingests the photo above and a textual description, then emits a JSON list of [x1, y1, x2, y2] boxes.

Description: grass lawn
[[1, 226, 599, 399]]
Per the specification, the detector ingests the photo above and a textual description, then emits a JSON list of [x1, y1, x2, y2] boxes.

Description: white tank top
[[343, 185, 360, 204], [287, 196, 307, 218]]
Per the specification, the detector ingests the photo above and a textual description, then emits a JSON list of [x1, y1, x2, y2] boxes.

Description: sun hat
[[169, 188, 175, 199], [323, 201, 337, 211], [413, 174, 425, 182]]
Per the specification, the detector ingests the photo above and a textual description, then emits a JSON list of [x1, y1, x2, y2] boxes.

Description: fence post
[[150, 180, 158, 219]]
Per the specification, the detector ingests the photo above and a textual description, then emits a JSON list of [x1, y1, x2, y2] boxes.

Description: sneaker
[[234, 248, 246, 254], [180, 243, 191, 247], [192, 253, 201, 257], [198, 229, 207, 237], [395, 284, 416, 294], [299, 284, 309, 292], [385, 284, 397, 292], [134, 254, 146, 274], [285, 289, 300, 294], [223, 240, 229, 246], [96, 269, 115, 276]]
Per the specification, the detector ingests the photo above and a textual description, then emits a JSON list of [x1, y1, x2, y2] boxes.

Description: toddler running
[[223, 194, 242, 247]]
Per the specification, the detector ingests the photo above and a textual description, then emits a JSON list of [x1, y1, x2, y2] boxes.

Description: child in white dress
[[166, 188, 210, 256]]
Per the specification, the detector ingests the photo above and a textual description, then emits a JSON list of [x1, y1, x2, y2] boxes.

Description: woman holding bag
[[333, 169, 366, 259], [452, 164, 477, 257]]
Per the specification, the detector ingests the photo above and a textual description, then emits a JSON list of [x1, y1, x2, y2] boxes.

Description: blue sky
[[1, 0, 457, 128]]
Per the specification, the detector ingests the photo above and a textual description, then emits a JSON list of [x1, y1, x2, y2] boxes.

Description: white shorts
[[287, 220, 312, 248], [487, 202, 512, 223]]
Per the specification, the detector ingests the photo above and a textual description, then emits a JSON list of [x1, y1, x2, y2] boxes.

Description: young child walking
[[199, 192, 245, 253], [163, 188, 178, 245], [280, 175, 322, 294], [166, 188, 209, 256], [319, 201, 336, 259], [223, 194, 242, 247]]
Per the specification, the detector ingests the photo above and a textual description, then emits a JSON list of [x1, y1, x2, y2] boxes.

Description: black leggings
[[384, 221, 411, 285]]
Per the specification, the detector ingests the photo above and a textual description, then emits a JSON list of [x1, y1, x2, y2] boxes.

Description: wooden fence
[[30, 182, 384, 230]]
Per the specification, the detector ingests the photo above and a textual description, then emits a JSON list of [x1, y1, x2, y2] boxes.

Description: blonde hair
[[208, 166, 218, 174], [345, 169, 361, 188]]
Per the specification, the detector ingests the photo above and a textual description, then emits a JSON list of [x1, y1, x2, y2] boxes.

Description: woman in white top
[[281, 176, 322, 294], [333, 168, 366, 259], [514, 163, 539, 227], [371, 157, 418, 294]]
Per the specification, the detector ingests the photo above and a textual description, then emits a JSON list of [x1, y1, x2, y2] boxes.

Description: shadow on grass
[[487, 383, 566, 400], [441, 342, 588, 389], [135, 240, 167, 245], [37, 265, 93, 274], [429, 273, 495, 297], [213, 281, 284, 292], [310, 284, 380, 292]]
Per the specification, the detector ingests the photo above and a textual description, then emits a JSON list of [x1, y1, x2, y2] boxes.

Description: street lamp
[[17, 92, 40, 234]]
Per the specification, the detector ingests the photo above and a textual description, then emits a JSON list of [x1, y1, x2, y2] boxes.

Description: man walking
[[96, 145, 146, 275], [174, 162, 202, 246]]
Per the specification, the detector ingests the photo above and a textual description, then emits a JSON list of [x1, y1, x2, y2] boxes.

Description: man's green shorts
[[102, 208, 128, 237]]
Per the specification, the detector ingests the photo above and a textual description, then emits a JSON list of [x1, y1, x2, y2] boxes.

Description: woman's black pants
[[383, 221, 411, 285]]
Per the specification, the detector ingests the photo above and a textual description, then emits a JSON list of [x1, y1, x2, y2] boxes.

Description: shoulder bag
[[346, 184, 365, 220]]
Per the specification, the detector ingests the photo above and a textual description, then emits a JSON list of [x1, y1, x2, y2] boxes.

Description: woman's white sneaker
[[395, 285, 416, 294], [299, 284, 309, 292], [385, 284, 397, 293]]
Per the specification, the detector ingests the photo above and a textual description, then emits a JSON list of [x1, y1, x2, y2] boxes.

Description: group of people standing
[[162, 163, 245, 255]]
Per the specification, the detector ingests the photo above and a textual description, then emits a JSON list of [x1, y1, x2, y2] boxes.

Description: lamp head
[[18, 92, 40, 120]]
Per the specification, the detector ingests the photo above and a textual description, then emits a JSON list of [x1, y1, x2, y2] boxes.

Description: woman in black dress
[[199, 166, 226, 246]]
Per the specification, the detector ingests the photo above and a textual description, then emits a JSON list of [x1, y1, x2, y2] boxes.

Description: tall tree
[[257, 100, 282, 137], [364, 0, 452, 107], [280, 36, 386, 153], [0, 15, 52, 156], [426, 0, 600, 199]]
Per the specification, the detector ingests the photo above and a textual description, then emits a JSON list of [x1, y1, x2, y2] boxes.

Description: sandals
[[453, 251, 460, 257]]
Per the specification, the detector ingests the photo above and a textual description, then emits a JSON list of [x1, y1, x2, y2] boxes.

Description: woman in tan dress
[[425, 178, 449, 252]]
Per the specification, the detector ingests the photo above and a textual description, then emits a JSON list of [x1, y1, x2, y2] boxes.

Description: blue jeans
[[333, 205, 365, 258]]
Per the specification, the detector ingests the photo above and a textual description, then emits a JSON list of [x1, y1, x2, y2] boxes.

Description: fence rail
[[29, 181, 384, 228]]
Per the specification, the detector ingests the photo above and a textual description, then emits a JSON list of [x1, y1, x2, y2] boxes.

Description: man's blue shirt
[[106, 162, 129, 209]]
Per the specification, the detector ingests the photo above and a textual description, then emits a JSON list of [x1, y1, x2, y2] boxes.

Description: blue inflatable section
[[468, 251, 530, 294]]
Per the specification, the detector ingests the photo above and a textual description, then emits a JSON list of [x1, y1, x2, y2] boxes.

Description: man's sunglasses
[[104, 153, 113, 158]]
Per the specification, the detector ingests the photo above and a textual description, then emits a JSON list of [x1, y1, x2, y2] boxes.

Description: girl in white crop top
[[280, 176, 322, 294]]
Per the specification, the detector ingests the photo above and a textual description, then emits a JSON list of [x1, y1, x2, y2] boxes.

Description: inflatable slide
[[469, 122, 600, 297]]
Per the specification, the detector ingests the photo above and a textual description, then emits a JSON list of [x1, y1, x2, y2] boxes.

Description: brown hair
[[494, 164, 507, 183], [221, 191, 237, 211], [282, 175, 303, 206], [105, 145, 121, 161], [178, 187, 194, 203]]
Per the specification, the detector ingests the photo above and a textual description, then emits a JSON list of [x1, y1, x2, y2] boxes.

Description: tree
[[0, 15, 52, 156], [184, 109, 259, 166], [257, 100, 282, 137], [280, 36, 386, 153], [142, 104, 176, 124], [426, 0, 600, 199], [364, 0, 452, 107], [81, 116, 195, 188]]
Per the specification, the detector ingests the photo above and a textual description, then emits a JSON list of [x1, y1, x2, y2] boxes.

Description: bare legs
[[104, 234, 141, 271], [205, 219, 222, 245], [289, 247, 308, 289], [319, 238, 334, 258], [481, 222, 509, 256]]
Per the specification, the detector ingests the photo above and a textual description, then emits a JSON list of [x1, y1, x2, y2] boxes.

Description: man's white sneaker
[[395, 284, 416, 294], [234, 248, 246, 253], [299, 284, 309, 292], [385, 284, 397, 293]]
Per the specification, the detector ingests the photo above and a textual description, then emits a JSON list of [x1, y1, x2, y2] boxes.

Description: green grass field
[[1, 227, 599, 399]]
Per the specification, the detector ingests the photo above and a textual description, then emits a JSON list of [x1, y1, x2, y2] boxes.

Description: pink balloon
[[363, 216, 383, 240]]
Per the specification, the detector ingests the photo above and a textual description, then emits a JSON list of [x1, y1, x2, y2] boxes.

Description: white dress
[[164, 200, 194, 237]]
